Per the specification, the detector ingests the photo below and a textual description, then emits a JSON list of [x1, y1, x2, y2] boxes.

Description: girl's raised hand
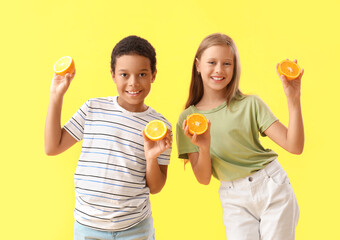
[[276, 59, 304, 100], [183, 119, 211, 150], [50, 70, 76, 96]]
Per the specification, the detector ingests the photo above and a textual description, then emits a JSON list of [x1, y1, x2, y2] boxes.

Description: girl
[[176, 33, 304, 240]]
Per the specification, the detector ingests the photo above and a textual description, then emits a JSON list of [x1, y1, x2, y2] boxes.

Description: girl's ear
[[151, 69, 157, 83], [195, 58, 200, 73]]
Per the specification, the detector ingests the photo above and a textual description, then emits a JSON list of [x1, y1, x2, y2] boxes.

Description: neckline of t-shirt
[[190, 101, 227, 114], [110, 96, 153, 116]]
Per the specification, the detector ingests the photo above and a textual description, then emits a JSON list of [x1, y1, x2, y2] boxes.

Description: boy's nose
[[128, 76, 138, 86]]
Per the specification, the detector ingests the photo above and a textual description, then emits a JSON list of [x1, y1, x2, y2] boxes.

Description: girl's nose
[[215, 63, 223, 74]]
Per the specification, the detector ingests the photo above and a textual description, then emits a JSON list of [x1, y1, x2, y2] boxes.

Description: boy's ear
[[195, 58, 200, 73], [110, 69, 116, 83], [151, 69, 157, 83]]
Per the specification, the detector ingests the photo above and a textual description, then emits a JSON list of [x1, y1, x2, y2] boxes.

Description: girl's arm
[[143, 130, 172, 194], [264, 60, 304, 154], [183, 120, 212, 185], [45, 72, 77, 155]]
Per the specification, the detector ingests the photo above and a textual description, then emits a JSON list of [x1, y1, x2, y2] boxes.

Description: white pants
[[219, 160, 299, 240]]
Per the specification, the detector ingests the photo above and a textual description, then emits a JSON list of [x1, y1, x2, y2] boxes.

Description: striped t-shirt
[[64, 96, 171, 231]]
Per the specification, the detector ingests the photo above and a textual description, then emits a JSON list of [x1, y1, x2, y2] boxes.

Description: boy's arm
[[145, 161, 168, 194], [264, 61, 304, 154], [183, 120, 212, 185], [143, 130, 172, 194], [45, 73, 77, 155]]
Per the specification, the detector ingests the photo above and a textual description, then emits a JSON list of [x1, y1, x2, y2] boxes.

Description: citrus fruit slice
[[54, 56, 75, 76], [278, 60, 301, 80], [144, 120, 167, 141], [186, 113, 208, 135]]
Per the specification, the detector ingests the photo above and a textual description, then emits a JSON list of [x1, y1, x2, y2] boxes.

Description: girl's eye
[[224, 62, 232, 66], [208, 61, 215, 65]]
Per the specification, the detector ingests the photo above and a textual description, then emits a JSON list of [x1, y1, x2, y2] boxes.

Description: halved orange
[[54, 56, 75, 76], [278, 60, 301, 80], [144, 120, 167, 141], [186, 113, 208, 135]]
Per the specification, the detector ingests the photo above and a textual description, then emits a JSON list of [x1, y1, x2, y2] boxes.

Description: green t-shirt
[[176, 95, 279, 181]]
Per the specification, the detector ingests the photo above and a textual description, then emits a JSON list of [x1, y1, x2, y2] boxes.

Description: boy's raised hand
[[142, 129, 172, 161], [50, 70, 76, 96], [183, 119, 211, 151], [276, 59, 304, 100]]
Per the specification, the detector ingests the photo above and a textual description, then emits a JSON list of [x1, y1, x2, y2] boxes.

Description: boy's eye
[[139, 73, 147, 77], [120, 73, 128, 77]]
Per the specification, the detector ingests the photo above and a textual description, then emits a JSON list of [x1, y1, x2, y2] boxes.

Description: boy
[[45, 35, 172, 239]]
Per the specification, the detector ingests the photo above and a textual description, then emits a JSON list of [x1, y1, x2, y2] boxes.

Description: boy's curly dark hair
[[110, 35, 156, 74]]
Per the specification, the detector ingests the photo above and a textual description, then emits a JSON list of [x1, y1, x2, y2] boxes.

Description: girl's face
[[196, 45, 234, 95]]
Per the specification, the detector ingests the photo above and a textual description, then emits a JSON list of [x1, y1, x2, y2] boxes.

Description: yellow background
[[1, 0, 339, 239]]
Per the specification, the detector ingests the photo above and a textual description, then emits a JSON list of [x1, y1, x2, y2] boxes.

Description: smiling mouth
[[126, 90, 142, 95], [211, 76, 225, 81]]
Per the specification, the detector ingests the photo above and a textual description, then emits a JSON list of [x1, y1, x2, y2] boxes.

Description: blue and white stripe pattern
[[64, 96, 171, 231]]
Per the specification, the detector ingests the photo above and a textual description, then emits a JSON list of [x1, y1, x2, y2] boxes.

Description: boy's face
[[111, 54, 156, 112]]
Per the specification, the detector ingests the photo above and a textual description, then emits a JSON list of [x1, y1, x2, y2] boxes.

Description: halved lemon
[[54, 56, 75, 76], [144, 120, 167, 141]]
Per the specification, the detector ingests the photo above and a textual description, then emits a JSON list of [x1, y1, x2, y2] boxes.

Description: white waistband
[[220, 159, 282, 188]]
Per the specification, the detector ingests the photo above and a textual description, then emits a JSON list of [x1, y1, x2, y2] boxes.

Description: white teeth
[[128, 91, 141, 94], [211, 77, 224, 80]]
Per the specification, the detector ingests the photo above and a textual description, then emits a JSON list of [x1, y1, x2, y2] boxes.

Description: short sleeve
[[63, 100, 89, 141], [254, 96, 278, 136], [176, 111, 199, 159]]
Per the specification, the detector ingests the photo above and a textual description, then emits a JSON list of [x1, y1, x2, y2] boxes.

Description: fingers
[[291, 59, 303, 81], [164, 129, 172, 146], [53, 71, 75, 83], [65, 73, 71, 81], [65, 73, 73, 83], [53, 73, 63, 80], [64, 68, 76, 81], [276, 63, 286, 82], [182, 119, 187, 131], [166, 129, 172, 140], [183, 124, 192, 138], [191, 132, 197, 143], [164, 132, 172, 149], [276, 61, 288, 86], [298, 68, 304, 80], [141, 129, 149, 142], [279, 74, 289, 88], [183, 119, 189, 136], [70, 69, 76, 79]]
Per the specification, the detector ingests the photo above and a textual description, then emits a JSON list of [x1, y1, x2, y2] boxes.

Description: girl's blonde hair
[[185, 33, 243, 109]]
